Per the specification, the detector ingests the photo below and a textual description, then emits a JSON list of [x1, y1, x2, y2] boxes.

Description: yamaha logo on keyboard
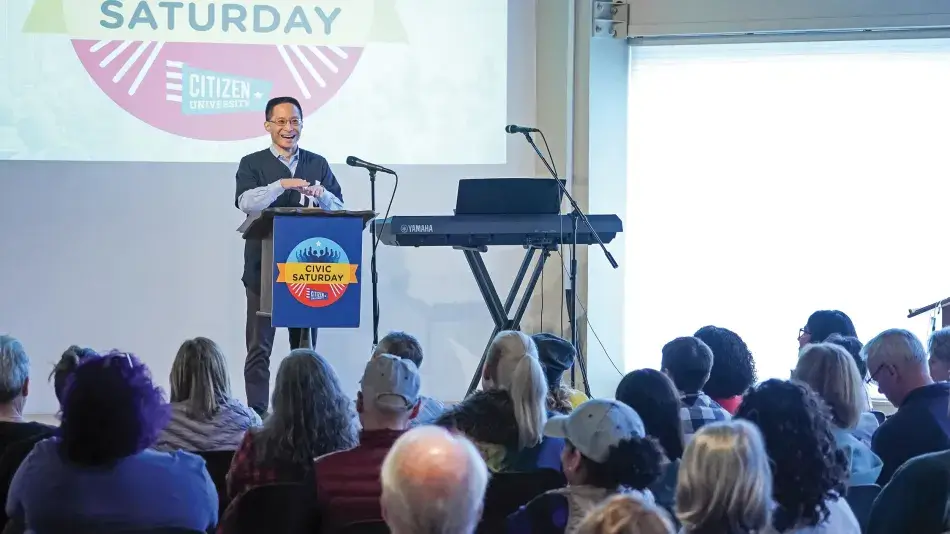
[[401, 224, 434, 233]]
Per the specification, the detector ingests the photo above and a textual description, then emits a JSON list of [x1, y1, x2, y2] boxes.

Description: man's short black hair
[[660, 336, 714, 394], [373, 331, 424, 368], [265, 96, 302, 121]]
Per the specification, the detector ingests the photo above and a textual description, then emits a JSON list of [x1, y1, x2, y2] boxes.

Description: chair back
[[193, 450, 236, 520], [46, 527, 205, 534], [477, 469, 566, 534], [222, 483, 306, 534], [339, 520, 390, 533], [845, 484, 881, 533]]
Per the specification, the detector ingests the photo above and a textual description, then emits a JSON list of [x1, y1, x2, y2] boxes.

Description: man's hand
[[301, 184, 326, 197], [280, 178, 309, 190]]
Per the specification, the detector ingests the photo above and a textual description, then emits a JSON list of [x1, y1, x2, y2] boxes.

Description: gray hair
[[929, 327, 950, 364], [381, 426, 488, 534], [0, 336, 29, 403], [862, 328, 927, 368]]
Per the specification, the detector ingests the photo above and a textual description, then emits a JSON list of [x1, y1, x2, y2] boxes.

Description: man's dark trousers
[[245, 288, 317, 414]]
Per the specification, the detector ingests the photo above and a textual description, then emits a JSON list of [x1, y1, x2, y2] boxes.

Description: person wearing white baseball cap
[[507, 399, 667, 534], [310, 354, 421, 531]]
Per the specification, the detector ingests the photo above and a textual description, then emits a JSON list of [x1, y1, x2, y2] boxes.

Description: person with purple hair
[[5, 351, 218, 532]]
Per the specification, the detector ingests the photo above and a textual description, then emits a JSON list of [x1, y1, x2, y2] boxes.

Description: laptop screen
[[455, 178, 566, 215]]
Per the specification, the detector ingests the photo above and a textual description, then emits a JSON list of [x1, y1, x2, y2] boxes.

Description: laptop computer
[[455, 178, 566, 215]]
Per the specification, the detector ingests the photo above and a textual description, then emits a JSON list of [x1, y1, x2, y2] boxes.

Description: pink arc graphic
[[73, 41, 363, 141]]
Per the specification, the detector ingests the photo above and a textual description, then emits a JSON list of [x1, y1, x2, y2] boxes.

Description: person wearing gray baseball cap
[[507, 399, 667, 533], [310, 354, 421, 531]]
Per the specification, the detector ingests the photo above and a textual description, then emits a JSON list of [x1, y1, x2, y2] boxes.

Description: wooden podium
[[242, 207, 375, 348], [908, 297, 950, 329]]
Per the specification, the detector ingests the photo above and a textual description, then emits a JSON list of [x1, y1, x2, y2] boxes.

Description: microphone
[[505, 124, 540, 134], [346, 156, 395, 175]]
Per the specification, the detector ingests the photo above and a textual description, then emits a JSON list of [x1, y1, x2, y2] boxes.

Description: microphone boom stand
[[369, 169, 380, 346], [520, 132, 619, 396]]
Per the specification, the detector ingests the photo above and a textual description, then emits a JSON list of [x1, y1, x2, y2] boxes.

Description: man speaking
[[235, 96, 344, 415]]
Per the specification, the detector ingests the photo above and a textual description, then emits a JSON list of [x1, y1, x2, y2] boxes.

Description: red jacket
[[313, 429, 405, 531]]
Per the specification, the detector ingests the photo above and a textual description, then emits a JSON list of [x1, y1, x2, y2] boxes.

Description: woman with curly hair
[[226, 349, 357, 500], [6, 351, 218, 532], [694, 326, 757, 415], [736, 379, 859, 533], [507, 399, 665, 534]]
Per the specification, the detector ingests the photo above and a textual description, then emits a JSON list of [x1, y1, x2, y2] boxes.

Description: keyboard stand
[[461, 243, 554, 397]]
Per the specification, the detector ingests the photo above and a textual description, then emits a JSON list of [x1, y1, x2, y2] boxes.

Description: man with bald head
[[380, 426, 489, 534], [865, 328, 950, 484]]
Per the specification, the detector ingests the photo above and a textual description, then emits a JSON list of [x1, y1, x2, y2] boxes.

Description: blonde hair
[[792, 342, 863, 429], [485, 330, 547, 449], [676, 420, 772, 534], [577, 493, 675, 534], [169, 337, 231, 420]]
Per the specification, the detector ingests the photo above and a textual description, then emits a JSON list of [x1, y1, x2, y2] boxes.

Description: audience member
[[7, 351, 217, 532], [380, 426, 489, 534], [373, 331, 445, 424], [927, 326, 950, 382], [660, 336, 731, 439], [507, 399, 664, 533], [616, 369, 685, 462], [533, 332, 588, 413], [312, 354, 421, 531], [0, 337, 55, 449], [867, 448, 950, 534], [436, 330, 563, 472], [798, 310, 858, 348], [615, 368, 684, 517], [0, 337, 57, 530], [48, 345, 97, 405], [693, 326, 756, 414], [226, 349, 357, 500], [676, 420, 772, 534], [792, 343, 883, 485], [577, 493, 675, 534], [823, 334, 879, 445], [155, 337, 261, 452], [865, 328, 950, 485], [737, 379, 859, 533], [824, 334, 867, 381]]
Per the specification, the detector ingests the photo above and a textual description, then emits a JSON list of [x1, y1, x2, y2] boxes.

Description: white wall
[[0, 0, 563, 414]]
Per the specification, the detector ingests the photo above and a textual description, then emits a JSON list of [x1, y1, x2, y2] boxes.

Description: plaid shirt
[[680, 392, 731, 439], [225, 431, 308, 501]]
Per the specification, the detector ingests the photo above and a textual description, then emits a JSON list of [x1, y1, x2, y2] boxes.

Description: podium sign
[[270, 214, 365, 328], [242, 208, 374, 332]]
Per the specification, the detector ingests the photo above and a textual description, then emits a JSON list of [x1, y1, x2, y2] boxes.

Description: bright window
[[625, 38, 950, 390]]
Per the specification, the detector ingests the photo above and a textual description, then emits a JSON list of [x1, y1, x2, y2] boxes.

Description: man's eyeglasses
[[268, 118, 302, 128], [799, 327, 810, 338], [867, 362, 888, 385]]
